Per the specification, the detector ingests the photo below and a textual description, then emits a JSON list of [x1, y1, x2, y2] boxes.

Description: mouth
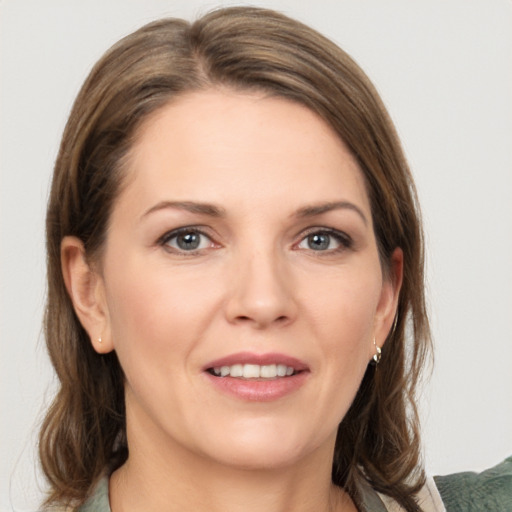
[[202, 352, 309, 400], [207, 363, 299, 379]]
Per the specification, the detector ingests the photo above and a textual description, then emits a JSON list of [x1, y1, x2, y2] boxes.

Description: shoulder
[[434, 456, 512, 512], [357, 476, 445, 512]]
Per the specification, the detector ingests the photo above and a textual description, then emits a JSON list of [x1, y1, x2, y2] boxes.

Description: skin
[[62, 90, 402, 512]]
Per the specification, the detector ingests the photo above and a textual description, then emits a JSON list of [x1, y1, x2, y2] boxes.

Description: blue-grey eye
[[164, 230, 211, 251], [297, 231, 346, 251], [308, 233, 331, 250]]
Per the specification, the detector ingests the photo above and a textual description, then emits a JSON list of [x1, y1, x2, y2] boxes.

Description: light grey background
[[1, 1, 511, 510]]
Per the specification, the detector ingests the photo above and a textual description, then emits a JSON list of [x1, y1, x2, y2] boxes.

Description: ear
[[371, 248, 403, 358], [61, 236, 114, 354]]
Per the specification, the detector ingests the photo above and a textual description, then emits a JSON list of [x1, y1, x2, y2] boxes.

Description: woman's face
[[92, 90, 400, 470]]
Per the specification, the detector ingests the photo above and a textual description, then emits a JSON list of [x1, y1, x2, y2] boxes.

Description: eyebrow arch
[[295, 201, 368, 225], [141, 200, 226, 219]]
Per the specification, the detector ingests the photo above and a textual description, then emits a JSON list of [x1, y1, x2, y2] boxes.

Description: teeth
[[260, 364, 276, 378], [277, 364, 287, 377], [230, 364, 243, 377], [211, 363, 296, 379], [244, 364, 260, 378]]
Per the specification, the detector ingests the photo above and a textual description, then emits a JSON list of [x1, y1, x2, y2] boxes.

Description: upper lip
[[203, 351, 309, 371]]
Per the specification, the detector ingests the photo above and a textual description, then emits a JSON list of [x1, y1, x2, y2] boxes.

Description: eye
[[159, 228, 214, 253], [297, 229, 352, 252]]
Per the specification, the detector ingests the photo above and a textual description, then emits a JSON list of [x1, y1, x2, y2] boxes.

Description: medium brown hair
[[41, 6, 431, 511]]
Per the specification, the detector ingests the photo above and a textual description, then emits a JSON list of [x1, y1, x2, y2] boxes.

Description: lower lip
[[204, 372, 309, 401]]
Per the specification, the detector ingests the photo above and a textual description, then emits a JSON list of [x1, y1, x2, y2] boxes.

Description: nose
[[225, 248, 297, 329]]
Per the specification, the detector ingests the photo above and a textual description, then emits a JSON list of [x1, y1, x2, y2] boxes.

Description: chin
[[211, 445, 306, 472], [195, 421, 331, 472]]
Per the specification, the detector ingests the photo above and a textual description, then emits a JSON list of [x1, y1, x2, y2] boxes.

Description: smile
[[209, 363, 296, 379], [203, 352, 309, 401]]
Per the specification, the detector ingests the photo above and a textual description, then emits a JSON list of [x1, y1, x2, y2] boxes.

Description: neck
[[111, 458, 352, 512], [109, 404, 355, 512]]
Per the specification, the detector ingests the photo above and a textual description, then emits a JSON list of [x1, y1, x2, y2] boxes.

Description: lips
[[203, 352, 309, 401]]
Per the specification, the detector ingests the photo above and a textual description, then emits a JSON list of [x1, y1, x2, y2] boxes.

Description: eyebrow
[[141, 201, 226, 219], [295, 201, 368, 225], [141, 199, 367, 225]]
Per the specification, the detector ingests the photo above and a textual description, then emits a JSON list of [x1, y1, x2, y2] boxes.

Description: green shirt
[[78, 456, 512, 512]]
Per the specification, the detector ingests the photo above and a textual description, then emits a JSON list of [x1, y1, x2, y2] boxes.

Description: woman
[[39, 6, 509, 512]]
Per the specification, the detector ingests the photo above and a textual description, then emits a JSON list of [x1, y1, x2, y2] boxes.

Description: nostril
[[233, 314, 289, 327]]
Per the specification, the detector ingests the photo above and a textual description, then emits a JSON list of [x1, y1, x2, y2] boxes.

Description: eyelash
[[157, 226, 353, 255]]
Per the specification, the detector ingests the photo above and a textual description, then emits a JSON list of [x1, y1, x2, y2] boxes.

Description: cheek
[[305, 266, 382, 340], [104, 259, 221, 365], [305, 266, 382, 393], [102, 266, 214, 423]]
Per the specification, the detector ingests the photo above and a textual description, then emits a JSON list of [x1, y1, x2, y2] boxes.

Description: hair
[[40, 6, 431, 511]]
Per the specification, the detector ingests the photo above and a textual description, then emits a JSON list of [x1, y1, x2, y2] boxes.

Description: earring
[[371, 338, 381, 366], [98, 336, 103, 344]]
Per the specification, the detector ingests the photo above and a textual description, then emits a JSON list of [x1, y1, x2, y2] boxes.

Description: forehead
[[120, 89, 370, 217]]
